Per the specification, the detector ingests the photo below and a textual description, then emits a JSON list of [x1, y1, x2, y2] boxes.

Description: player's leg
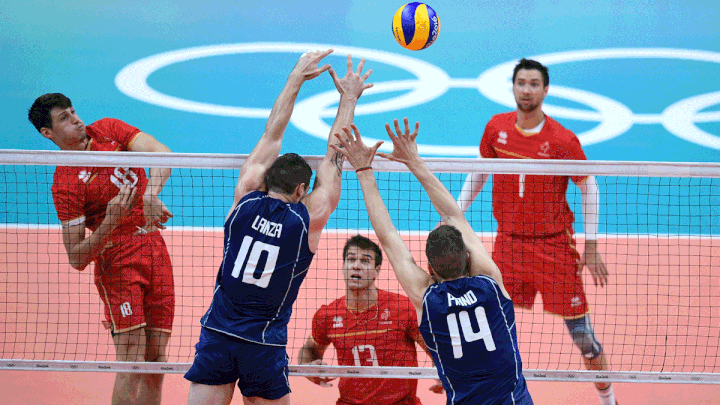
[[188, 382, 235, 405], [564, 315, 616, 404], [243, 394, 290, 404], [136, 329, 171, 404], [185, 328, 241, 405], [112, 328, 145, 405], [493, 232, 537, 310], [236, 341, 292, 405], [539, 232, 616, 405], [137, 232, 176, 404]]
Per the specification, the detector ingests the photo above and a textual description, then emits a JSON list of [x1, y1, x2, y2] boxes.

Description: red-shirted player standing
[[456, 59, 617, 405], [28, 93, 174, 405], [298, 235, 443, 405]]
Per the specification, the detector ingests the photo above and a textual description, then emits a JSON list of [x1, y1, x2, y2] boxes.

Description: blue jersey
[[201, 190, 314, 346], [419, 276, 533, 405]]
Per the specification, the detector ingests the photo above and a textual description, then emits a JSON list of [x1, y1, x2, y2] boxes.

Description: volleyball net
[[1, 150, 719, 384]]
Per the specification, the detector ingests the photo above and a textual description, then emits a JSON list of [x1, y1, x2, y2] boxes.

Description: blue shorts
[[184, 327, 291, 400]]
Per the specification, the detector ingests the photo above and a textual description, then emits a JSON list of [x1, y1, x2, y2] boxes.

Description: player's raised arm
[[330, 125, 431, 308], [232, 49, 334, 211], [302, 54, 373, 252], [378, 119, 507, 296]]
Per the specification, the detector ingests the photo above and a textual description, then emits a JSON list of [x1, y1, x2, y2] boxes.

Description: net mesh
[[1, 150, 719, 383]]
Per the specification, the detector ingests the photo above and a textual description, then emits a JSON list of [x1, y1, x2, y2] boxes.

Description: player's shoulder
[[86, 118, 122, 142], [315, 296, 345, 316], [87, 118, 140, 144], [88, 117, 125, 132], [544, 115, 579, 140], [52, 165, 81, 184], [379, 289, 414, 309], [488, 111, 516, 126]]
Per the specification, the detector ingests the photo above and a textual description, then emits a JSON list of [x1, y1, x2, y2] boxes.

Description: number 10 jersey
[[201, 190, 314, 346]]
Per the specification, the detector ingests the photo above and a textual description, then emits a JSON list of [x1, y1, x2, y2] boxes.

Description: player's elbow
[[67, 255, 89, 271], [69, 261, 88, 271]]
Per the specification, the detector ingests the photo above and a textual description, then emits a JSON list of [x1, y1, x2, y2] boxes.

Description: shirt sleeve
[[311, 305, 331, 347], [51, 171, 85, 222], [479, 118, 498, 159], [559, 130, 588, 184], [91, 118, 141, 149]]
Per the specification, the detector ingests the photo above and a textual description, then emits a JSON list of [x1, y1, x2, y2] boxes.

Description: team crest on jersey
[[332, 316, 343, 328], [78, 170, 91, 183], [379, 308, 392, 325], [538, 141, 551, 157]]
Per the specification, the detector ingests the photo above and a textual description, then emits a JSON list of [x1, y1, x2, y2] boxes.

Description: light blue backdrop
[[2, 0, 719, 232]]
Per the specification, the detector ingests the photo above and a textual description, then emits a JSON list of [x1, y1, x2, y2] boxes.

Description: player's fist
[[304, 359, 336, 387]]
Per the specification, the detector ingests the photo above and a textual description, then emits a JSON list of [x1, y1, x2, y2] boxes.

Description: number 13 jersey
[[419, 275, 532, 405], [201, 190, 314, 346]]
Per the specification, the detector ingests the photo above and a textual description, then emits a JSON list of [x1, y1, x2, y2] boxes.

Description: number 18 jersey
[[201, 190, 314, 346], [419, 276, 533, 405]]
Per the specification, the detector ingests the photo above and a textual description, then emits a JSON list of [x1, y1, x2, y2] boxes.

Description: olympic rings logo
[[115, 43, 720, 155]]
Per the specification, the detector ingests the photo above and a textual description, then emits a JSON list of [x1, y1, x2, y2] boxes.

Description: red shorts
[[95, 231, 174, 334], [492, 230, 588, 318]]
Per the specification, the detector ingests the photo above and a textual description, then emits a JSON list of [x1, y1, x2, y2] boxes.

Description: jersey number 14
[[446, 306, 496, 359]]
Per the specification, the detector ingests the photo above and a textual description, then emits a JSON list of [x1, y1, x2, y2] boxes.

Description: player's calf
[[564, 314, 602, 359]]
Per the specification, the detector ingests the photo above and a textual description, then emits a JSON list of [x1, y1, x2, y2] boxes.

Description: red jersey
[[52, 118, 148, 239], [312, 289, 422, 405], [480, 112, 588, 236]]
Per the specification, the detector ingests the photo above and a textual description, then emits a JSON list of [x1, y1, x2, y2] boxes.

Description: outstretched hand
[[292, 49, 334, 81], [329, 124, 383, 171], [328, 54, 374, 100], [377, 118, 421, 165]]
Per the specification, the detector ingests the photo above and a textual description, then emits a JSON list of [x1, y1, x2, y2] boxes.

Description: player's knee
[[564, 315, 602, 359]]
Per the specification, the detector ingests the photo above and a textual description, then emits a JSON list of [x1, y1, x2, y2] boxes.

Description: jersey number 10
[[230, 235, 280, 288], [446, 306, 496, 359]]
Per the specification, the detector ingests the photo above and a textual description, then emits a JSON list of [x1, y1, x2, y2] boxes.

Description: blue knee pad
[[564, 315, 603, 359]]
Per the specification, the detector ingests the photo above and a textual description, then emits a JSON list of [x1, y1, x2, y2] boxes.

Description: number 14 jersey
[[201, 190, 314, 346], [419, 275, 533, 405]]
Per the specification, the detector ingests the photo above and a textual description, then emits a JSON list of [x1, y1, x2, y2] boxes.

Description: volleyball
[[392, 3, 440, 51]]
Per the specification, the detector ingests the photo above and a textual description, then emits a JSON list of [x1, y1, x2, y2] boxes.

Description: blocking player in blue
[[185, 50, 373, 405], [331, 118, 534, 405]]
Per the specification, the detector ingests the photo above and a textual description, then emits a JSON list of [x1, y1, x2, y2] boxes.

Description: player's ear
[[295, 182, 307, 200], [427, 263, 439, 282], [464, 252, 472, 276], [40, 127, 53, 140]]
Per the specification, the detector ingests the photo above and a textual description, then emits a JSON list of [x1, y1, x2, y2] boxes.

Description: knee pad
[[564, 315, 602, 359]]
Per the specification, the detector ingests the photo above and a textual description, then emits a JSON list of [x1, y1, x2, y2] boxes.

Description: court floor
[[1, 229, 719, 403]]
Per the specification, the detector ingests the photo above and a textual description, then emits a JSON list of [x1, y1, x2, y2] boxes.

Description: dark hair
[[263, 153, 312, 195], [425, 225, 468, 280], [512, 58, 549, 87], [28, 93, 73, 132], [343, 235, 383, 267]]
